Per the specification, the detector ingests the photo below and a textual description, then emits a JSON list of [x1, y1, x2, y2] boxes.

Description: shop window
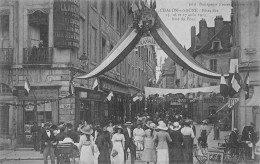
[[101, 0, 106, 18], [0, 15, 9, 48], [0, 105, 9, 135], [110, 1, 114, 26], [91, 26, 98, 63], [0, 83, 11, 93], [210, 59, 217, 72], [210, 82, 218, 86]]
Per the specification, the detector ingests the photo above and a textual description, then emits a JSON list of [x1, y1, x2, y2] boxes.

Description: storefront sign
[[228, 98, 239, 108], [80, 92, 87, 98], [204, 97, 227, 103], [136, 36, 156, 46], [53, 0, 80, 49], [102, 81, 128, 93]]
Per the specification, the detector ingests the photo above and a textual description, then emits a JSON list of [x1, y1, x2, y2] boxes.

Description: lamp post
[[79, 52, 89, 70]]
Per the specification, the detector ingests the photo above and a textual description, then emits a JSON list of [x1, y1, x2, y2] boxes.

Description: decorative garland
[[0, 94, 73, 108]]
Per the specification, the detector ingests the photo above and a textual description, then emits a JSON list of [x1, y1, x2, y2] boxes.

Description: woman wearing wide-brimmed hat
[[142, 122, 157, 163], [153, 121, 172, 164], [78, 125, 94, 164], [168, 122, 183, 164], [181, 121, 195, 164], [111, 126, 125, 164]]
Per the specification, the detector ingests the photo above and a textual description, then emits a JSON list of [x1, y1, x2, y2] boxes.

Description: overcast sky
[[155, 0, 231, 80]]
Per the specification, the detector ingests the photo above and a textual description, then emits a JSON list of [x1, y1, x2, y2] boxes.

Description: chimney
[[191, 26, 196, 49], [215, 15, 224, 34], [199, 19, 208, 45]]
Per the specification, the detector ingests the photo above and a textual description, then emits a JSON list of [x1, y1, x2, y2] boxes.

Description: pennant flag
[[131, 0, 139, 12], [106, 91, 113, 101], [92, 78, 99, 90], [138, 0, 143, 9], [144, 0, 149, 8], [69, 80, 74, 95], [228, 59, 240, 97], [24, 77, 31, 95], [133, 96, 138, 102], [220, 69, 228, 97], [229, 69, 241, 97], [152, 0, 156, 9], [243, 72, 250, 99], [150, 0, 153, 9]]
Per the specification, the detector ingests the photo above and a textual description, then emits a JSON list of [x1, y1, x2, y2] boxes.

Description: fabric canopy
[[76, 10, 228, 80], [144, 86, 220, 98], [76, 28, 144, 79], [150, 15, 228, 79]]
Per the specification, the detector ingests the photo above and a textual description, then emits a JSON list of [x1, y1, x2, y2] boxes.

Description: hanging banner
[[136, 36, 157, 46], [228, 98, 239, 108], [53, 0, 80, 49]]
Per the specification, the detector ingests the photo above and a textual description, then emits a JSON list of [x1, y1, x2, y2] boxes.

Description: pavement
[[0, 124, 230, 164]]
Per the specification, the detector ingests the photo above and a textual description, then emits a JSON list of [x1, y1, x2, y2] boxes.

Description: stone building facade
[[0, 0, 156, 148]]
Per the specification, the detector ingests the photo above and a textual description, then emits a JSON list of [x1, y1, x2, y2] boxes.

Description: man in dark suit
[[123, 122, 136, 164], [41, 122, 57, 164]]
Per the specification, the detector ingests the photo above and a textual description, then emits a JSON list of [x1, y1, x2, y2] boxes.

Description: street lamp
[[79, 52, 89, 70]]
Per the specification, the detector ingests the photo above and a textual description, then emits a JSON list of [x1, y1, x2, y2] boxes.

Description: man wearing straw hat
[[123, 121, 136, 164]]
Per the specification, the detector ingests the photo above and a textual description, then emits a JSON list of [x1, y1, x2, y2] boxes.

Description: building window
[[138, 47, 141, 58], [28, 10, 49, 47], [116, 7, 120, 30], [91, 0, 97, 9], [91, 26, 98, 63], [0, 83, 11, 93], [210, 59, 217, 72], [139, 68, 141, 88], [211, 41, 222, 51], [101, 0, 106, 18], [0, 15, 9, 48], [101, 37, 106, 60], [110, 1, 114, 26], [0, 105, 9, 135], [132, 66, 134, 85]]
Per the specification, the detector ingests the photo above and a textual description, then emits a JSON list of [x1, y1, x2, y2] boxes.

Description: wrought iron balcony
[[0, 48, 13, 66], [23, 47, 53, 66]]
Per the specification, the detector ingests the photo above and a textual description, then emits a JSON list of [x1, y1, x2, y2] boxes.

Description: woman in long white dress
[[78, 125, 94, 164], [133, 123, 145, 150], [111, 126, 125, 164]]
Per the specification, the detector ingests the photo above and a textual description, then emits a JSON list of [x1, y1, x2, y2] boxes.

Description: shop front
[[16, 86, 59, 147], [75, 87, 104, 126], [99, 76, 130, 124]]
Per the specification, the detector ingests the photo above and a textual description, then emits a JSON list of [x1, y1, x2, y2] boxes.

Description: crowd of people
[[30, 111, 259, 164], [31, 112, 201, 164]]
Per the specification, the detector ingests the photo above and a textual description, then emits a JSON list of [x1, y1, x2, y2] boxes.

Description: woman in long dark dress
[[96, 126, 112, 164], [168, 122, 183, 164], [181, 121, 195, 164]]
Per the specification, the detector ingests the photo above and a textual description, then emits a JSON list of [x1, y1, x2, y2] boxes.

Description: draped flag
[[106, 91, 113, 101], [220, 69, 228, 97], [92, 78, 99, 90], [130, 0, 139, 13], [24, 77, 31, 96], [228, 59, 240, 97], [229, 69, 241, 97], [243, 72, 250, 99]]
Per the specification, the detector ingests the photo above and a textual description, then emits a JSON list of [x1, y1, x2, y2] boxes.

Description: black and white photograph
[[0, 0, 259, 163]]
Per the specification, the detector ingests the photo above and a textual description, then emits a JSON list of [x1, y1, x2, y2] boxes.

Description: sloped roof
[[193, 23, 232, 58]]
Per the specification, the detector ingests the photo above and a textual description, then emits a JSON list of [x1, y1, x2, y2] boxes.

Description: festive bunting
[[24, 77, 31, 96], [106, 91, 113, 101], [220, 69, 228, 97], [92, 78, 99, 90]]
